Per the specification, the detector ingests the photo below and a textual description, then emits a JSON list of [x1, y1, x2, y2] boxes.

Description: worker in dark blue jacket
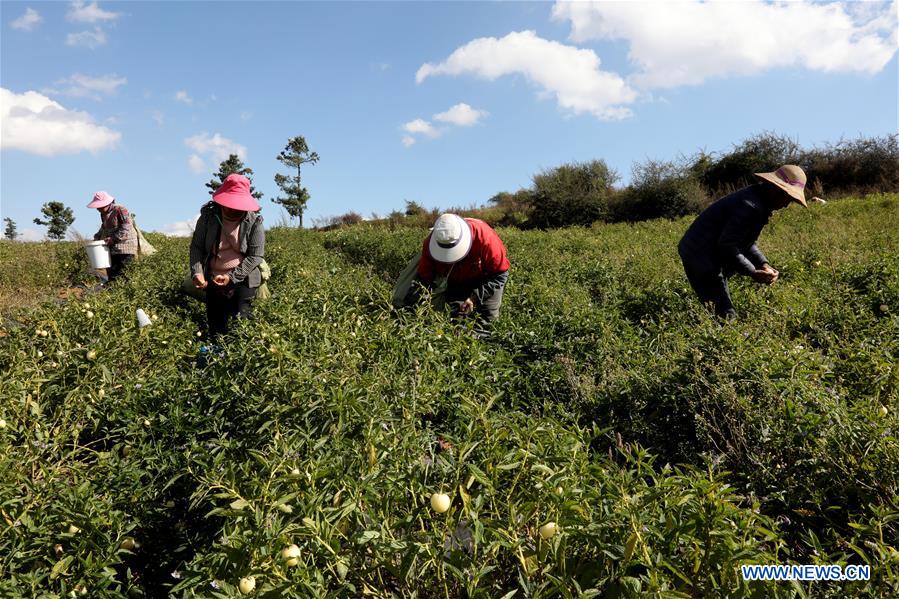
[[678, 164, 808, 319]]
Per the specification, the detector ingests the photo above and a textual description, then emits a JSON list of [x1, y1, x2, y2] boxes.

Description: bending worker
[[402, 213, 510, 321], [190, 174, 265, 339], [678, 164, 807, 319], [88, 191, 137, 282]]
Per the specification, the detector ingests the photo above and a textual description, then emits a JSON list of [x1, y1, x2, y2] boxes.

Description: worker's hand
[[212, 274, 230, 287], [104, 237, 113, 245], [761, 263, 779, 284], [752, 269, 777, 285], [458, 297, 476, 315], [193, 274, 208, 289]]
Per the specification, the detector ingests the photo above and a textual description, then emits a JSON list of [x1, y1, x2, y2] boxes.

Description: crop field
[[1, 194, 897, 598]]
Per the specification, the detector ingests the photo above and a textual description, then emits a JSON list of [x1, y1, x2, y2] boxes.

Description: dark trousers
[[681, 260, 736, 319], [206, 281, 257, 339], [107, 253, 134, 282]]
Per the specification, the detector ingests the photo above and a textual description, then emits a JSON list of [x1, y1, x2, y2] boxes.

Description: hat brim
[[429, 219, 472, 264], [87, 198, 114, 209], [754, 172, 807, 207], [213, 192, 260, 212]]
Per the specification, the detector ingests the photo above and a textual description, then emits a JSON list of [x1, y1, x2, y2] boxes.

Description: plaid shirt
[[94, 203, 137, 255]]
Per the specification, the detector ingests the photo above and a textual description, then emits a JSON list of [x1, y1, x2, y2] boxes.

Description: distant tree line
[[504, 132, 898, 229], [325, 132, 897, 230], [11, 132, 896, 237]]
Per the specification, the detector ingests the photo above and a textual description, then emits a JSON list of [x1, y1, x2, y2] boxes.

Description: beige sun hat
[[429, 213, 472, 264], [754, 164, 808, 207]]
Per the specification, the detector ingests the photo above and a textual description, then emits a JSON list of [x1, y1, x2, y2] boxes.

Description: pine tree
[[272, 136, 319, 227], [206, 154, 263, 200], [33, 202, 75, 240], [3, 217, 17, 240]]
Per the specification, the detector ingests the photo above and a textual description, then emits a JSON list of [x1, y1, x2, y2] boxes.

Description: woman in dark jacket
[[678, 164, 807, 319], [189, 174, 265, 339]]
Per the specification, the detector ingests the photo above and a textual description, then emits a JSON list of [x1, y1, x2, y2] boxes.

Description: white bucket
[[85, 240, 111, 270]]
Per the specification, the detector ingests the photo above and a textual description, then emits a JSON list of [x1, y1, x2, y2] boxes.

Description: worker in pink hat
[[189, 174, 265, 339], [87, 191, 137, 282]]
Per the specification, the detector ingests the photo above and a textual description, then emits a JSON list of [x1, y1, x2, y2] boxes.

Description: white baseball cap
[[429, 213, 472, 264]]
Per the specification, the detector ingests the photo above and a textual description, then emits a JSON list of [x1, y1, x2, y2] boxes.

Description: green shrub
[[527, 160, 619, 228], [800, 135, 899, 197], [699, 132, 801, 195], [612, 159, 708, 222]]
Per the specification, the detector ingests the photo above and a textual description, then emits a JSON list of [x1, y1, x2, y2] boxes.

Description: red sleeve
[[416, 235, 435, 283], [478, 224, 510, 274]]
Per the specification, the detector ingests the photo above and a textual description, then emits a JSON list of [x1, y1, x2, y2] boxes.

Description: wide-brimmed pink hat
[[212, 174, 260, 211], [754, 165, 808, 207], [87, 191, 115, 209]]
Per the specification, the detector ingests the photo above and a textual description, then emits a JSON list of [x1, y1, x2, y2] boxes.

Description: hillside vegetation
[[1, 194, 897, 597], [320, 133, 898, 230]]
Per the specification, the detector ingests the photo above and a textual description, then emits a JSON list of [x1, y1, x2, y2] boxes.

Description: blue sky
[[1, 1, 896, 239]]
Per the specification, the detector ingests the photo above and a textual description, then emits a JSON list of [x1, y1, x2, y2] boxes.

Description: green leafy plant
[[1, 195, 896, 597]]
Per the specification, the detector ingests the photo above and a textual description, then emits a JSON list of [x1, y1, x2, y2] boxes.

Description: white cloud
[[187, 154, 206, 173], [402, 118, 441, 138], [184, 133, 247, 173], [433, 103, 488, 127], [552, 0, 899, 89], [158, 213, 200, 237], [416, 30, 637, 120], [240, 111, 253, 121], [401, 103, 491, 146], [151, 110, 164, 126], [0, 87, 121, 156], [45, 73, 126, 100], [11, 8, 42, 31], [67, 1, 120, 24], [66, 27, 107, 48], [174, 90, 193, 105]]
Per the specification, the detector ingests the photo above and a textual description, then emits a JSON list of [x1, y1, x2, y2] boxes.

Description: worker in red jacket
[[405, 213, 510, 321]]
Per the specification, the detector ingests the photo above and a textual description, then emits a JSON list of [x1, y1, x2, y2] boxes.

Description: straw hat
[[212, 174, 260, 212], [754, 165, 808, 207], [87, 191, 115, 209], [429, 214, 472, 264]]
